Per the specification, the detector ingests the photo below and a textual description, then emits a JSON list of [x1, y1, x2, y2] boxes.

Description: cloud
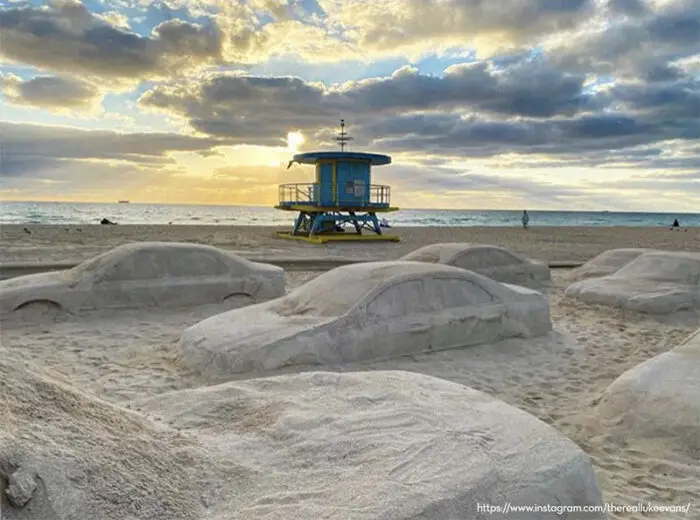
[[138, 58, 592, 143], [1, 73, 103, 113], [0, 0, 223, 82], [320, 0, 596, 59], [546, 0, 700, 80], [94, 10, 131, 29], [0, 0, 357, 83], [0, 122, 292, 205], [364, 110, 700, 163], [136, 56, 699, 165], [0, 122, 227, 178]]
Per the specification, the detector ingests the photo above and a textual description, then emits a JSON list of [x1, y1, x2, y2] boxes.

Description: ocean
[[1, 201, 698, 227]]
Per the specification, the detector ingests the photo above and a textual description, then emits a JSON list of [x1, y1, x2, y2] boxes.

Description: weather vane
[[334, 119, 354, 151]]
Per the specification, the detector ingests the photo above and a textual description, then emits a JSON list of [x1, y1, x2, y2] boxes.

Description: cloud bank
[[0, 0, 698, 211]]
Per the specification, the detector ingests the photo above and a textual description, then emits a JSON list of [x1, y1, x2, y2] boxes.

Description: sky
[[0, 0, 699, 211]]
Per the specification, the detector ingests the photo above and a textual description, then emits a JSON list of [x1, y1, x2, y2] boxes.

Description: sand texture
[[0, 351, 205, 520], [1, 224, 698, 264], [1, 226, 700, 519], [133, 370, 604, 520]]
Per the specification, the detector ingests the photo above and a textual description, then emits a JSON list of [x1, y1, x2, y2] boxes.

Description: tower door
[[318, 162, 334, 205], [336, 162, 352, 205]]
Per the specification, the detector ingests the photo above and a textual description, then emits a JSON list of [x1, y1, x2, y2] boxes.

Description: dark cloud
[[549, 0, 700, 79], [0, 1, 222, 80], [139, 59, 591, 143], [606, 0, 650, 17], [0, 74, 101, 110], [603, 78, 700, 120], [361, 110, 698, 160], [135, 45, 700, 173], [0, 122, 227, 179]]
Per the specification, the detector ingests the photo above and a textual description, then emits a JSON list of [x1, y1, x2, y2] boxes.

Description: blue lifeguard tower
[[275, 120, 399, 244]]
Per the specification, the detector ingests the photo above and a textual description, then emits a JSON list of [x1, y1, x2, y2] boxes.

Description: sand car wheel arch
[[222, 292, 256, 309], [12, 299, 69, 321]]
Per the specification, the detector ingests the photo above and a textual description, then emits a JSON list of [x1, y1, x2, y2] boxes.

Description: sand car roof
[[613, 252, 700, 285], [272, 260, 505, 318], [402, 243, 525, 264], [65, 242, 255, 283]]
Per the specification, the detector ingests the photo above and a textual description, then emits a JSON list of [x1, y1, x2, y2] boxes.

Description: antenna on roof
[[334, 119, 354, 151]]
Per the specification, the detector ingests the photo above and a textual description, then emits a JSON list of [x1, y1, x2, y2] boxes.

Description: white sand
[[1, 227, 700, 519]]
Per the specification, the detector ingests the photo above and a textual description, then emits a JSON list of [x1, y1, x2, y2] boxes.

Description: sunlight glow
[[286, 131, 305, 153]]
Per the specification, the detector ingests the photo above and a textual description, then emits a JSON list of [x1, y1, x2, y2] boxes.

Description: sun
[[286, 131, 305, 153]]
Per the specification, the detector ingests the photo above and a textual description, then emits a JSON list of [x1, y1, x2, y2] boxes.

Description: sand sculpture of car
[[565, 251, 700, 314], [400, 243, 551, 289], [596, 327, 700, 457], [0, 242, 286, 315], [177, 260, 552, 380], [573, 248, 657, 279]]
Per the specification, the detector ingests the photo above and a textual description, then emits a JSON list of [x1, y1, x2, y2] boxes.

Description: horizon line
[[0, 200, 697, 215]]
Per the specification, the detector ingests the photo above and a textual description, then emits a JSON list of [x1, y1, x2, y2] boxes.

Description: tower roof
[[292, 151, 392, 165]]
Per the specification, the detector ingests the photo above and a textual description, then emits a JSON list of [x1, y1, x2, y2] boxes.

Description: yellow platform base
[[276, 231, 400, 244]]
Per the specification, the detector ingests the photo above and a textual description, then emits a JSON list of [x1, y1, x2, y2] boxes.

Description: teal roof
[[292, 151, 391, 166]]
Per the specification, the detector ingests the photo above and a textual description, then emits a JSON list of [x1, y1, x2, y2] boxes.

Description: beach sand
[[1, 224, 698, 263], [1, 225, 699, 519]]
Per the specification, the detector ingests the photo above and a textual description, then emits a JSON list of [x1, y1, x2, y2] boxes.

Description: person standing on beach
[[522, 210, 529, 230]]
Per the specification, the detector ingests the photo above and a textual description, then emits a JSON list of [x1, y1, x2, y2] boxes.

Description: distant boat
[[118, 200, 130, 204]]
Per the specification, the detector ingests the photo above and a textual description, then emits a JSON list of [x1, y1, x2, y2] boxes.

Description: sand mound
[[177, 261, 551, 380], [565, 251, 700, 315], [401, 242, 551, 288], [596, 328, 700, 457], [134, 370, 604, 519], [0, 351, 204, 520], [574, 248, 657, 279]]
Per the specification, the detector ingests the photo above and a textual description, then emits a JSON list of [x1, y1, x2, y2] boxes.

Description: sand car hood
[[0, 271, 69, 312], [179, 307, 336, 376], [0, 271, 67, 291]]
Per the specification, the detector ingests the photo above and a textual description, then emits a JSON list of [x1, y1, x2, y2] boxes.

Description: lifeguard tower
[[275, 120, 400, 244]]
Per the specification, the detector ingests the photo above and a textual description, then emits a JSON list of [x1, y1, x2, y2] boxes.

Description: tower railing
[[278, 183, 391, 207]]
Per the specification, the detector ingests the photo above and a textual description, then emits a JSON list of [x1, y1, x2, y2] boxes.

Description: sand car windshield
[[272, 262, 453, 318], [454, 248, 523, 270]]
